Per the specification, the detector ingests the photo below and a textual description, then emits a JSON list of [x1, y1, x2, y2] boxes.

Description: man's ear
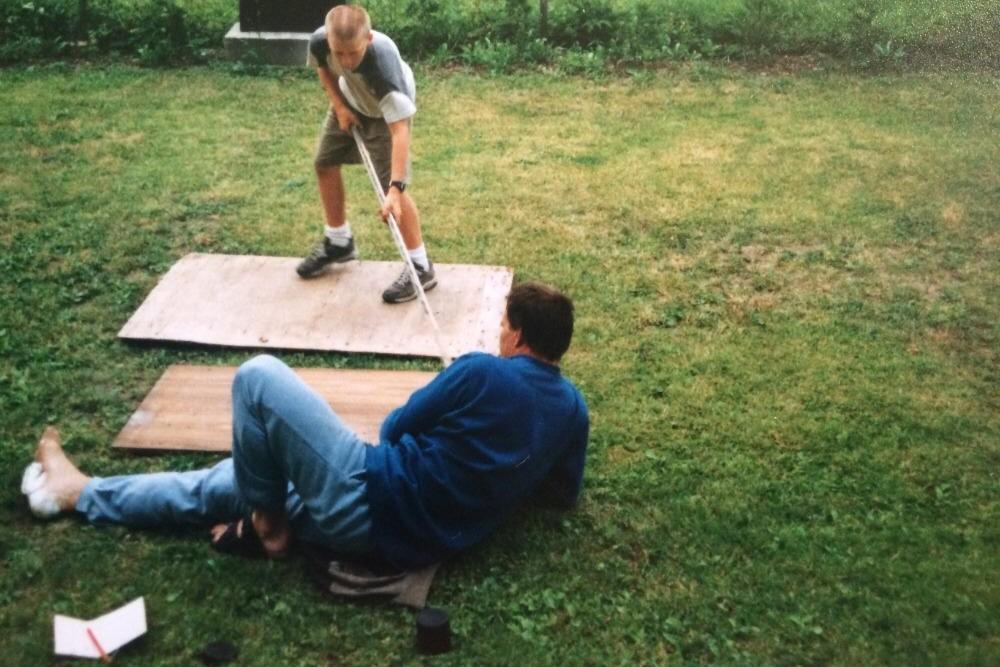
[[514, 328, 527, 349]]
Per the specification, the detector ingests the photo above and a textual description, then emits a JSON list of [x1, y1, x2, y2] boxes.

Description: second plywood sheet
[[119, 253, 512, 359], [113, 364, 437, 452]]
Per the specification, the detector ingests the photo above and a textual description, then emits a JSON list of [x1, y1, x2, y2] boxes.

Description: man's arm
[[379, 355, 474, 444], [531, 411, 589, 509]]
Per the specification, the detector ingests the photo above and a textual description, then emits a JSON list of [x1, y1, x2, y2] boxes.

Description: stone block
[[224, 23, 310, 67], [239, 0, 337, 32]]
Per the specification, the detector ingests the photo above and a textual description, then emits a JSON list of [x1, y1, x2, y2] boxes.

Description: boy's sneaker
[[382, 261, 437, 304], [296, 237, 357, 278]]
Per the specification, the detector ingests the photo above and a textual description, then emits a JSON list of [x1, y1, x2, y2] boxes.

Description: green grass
[[1, 62, 998, 664]]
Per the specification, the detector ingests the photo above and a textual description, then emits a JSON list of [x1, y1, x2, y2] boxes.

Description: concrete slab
[[224, 23, 310, 67]]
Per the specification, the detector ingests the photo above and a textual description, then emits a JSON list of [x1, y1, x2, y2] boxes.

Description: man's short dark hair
[[506, 282, 574, 362]]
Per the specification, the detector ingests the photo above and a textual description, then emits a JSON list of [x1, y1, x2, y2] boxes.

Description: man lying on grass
[[22, 283, 589, 570]]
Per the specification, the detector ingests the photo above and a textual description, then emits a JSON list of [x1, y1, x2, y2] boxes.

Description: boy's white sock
[[407, 245, 429, 271], [324, 223, 352, 247]]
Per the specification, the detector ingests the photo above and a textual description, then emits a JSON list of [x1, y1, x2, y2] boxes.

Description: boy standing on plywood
[[297, 5, 437, 304]]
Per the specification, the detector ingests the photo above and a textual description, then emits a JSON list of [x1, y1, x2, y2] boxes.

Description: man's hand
[[334, 104, 359, 132], [381, 187, 402, 223]]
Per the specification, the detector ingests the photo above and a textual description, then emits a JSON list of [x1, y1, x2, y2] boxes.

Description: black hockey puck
[[197, 640, 239, 665], [415, 607, 452, 655]]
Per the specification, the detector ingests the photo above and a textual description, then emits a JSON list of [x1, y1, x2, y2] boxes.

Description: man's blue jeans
[[76, 355, 374, 554]]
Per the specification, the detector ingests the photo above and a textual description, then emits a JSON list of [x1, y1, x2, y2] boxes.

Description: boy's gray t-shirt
[[308, 29, 416, 124]]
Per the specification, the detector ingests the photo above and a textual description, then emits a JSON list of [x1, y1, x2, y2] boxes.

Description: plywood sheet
[[113, 364, 437, 452], [118, 253, 513, 358]]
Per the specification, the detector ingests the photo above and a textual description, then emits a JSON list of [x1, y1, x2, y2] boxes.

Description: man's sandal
[[211, 513, 267, 559]]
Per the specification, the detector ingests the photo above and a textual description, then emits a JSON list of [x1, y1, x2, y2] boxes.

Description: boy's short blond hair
[[326, 5, 372, 43]]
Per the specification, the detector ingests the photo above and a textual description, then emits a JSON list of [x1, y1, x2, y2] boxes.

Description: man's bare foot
[[210, 509, 290, 559], [252, 509, 291, 558], [33, 426, 90, 512]]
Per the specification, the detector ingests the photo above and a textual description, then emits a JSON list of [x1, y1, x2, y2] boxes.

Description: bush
[[131, 1, 191, 65], [461, 37, 521, 74], [0, 1, 76, 62], [612, 2, 728, 62], [547, 0, 624, 49], [839, 0, 893, 58], [721, 0, 807, 56], [1, 0, 995, 68], [0, 0, 234, 65], [384, 0, 468, 58], [557, 45, 608, 75]]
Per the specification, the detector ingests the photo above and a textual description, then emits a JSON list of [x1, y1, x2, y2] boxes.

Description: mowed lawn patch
[[1, 63, 997, 664]]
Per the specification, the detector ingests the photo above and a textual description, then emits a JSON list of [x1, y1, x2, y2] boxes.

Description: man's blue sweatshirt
[[365, 352, 589, 569]]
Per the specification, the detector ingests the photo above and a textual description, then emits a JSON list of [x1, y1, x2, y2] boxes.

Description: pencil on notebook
[[86, 627, 112, 663]]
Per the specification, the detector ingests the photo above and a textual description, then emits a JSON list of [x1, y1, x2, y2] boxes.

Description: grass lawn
[[1, 61, 997, 664]]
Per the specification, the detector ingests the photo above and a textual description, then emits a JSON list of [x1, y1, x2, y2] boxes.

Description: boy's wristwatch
[[389, 180, 407, 193]]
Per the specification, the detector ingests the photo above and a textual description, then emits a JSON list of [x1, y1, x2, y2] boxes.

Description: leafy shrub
[[1, 0, 995, 69], [619, 0, 686, 57], [133, 1, 191, 65], [557, 46, 608, 75], [612, 3, 728, 63], [721, 0, 807, 56], [521, 36, 557, 64], [0, 0, 233, 65], [461, 37, 521, 74], [490, 0, 535, 45], [839, 0, 892, 59], [92, 0, 233, 64], [0, 1, 76, 62], [387, 0, 468, 58], [548, 0, 624, 49], [870, 39, 907, 67]]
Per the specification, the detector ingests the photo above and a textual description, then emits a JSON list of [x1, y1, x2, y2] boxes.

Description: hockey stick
[[350, 126, 452, 367]]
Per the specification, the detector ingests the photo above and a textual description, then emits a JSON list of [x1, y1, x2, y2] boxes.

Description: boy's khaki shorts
[[313, 111, 412, 191]]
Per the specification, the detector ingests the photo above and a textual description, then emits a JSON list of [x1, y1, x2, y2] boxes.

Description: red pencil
[[86, 627, 112, 664]]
